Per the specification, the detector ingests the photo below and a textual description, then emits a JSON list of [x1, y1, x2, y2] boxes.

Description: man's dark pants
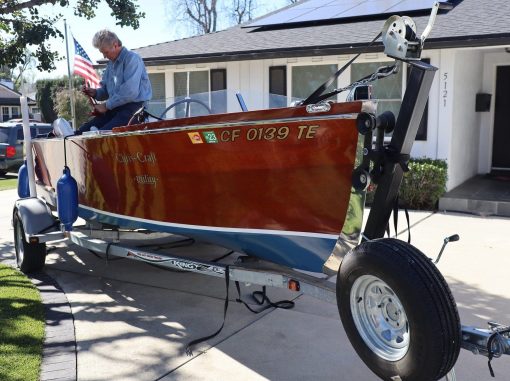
[[78, 102, 144, 133]]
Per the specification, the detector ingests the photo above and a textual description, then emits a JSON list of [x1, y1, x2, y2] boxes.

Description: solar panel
[[245, 0, 453, 28], [339, 0, 404, 19]]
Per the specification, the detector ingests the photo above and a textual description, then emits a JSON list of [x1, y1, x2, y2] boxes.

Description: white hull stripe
[[79, 204, 340, 240]]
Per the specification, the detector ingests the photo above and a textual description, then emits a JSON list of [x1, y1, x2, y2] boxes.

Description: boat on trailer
[[12, 3, 510, 381], [31, 101, 365, 273]]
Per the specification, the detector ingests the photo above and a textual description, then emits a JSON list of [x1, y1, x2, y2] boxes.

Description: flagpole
[[64, 19, 77, 130]]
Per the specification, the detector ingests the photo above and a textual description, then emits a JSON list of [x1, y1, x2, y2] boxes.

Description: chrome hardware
[[433, 234, 459, 264], [381, 2, 439, 61], [306, 102, 331, 113]]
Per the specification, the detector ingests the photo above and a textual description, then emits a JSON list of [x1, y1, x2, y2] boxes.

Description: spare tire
[[337, 238, 461, 381]]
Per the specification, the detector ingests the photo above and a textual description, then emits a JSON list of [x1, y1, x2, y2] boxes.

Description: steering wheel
[[160, 97, 212, 119]]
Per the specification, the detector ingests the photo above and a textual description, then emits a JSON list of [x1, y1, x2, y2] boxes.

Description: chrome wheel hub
[[350, 275, 410, 361]]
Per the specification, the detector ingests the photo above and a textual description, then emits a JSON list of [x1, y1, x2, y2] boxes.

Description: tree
[[176, 0, 218, 35], [169, 0, 302, 38], [35, 76, 83, 123], [54, 88, 91, 127], [231, 0, 256, 24], [0, 1, 145, 72]]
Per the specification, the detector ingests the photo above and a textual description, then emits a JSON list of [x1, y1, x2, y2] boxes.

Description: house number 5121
[[442, 72, 448, 107]]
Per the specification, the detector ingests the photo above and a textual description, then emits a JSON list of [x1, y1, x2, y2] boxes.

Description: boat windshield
[[145, 89, 300, 121]]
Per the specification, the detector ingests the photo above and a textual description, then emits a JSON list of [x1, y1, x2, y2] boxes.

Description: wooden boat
[[32, 101, 369, 272], [19, 9, 508, 381]]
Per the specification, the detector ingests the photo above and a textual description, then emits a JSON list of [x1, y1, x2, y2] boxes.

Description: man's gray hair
[[92, 29, 122, 49]]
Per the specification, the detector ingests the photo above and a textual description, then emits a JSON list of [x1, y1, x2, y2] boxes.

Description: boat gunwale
[[66, 112, 361, 141], [108, 99, 372, 133]]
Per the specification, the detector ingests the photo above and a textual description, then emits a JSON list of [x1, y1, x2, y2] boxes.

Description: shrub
[[54, 88, 91, 128], [367, 158, 448, 210], [35, 77, 84, 123]]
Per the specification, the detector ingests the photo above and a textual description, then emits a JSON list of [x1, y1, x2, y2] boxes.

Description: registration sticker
[[188, 132, 203, 144], [202, 131, 218, 143]]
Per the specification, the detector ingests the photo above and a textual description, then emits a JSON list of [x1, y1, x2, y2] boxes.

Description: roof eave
[[137, 34, 510, 67]]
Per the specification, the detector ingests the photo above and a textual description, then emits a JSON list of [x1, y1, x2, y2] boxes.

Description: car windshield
[[0, 127, 9, 143]]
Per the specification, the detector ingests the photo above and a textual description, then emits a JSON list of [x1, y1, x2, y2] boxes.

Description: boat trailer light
[[288, 279, 300, 292], [29, 236, 39, 244]]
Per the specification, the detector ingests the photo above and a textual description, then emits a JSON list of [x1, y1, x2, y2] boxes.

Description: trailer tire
[[337, 238, 460, 381], [13, 212, 46, 273]]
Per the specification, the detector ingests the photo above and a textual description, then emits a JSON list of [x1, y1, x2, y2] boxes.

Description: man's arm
[[105, 53, 145, 110], [95, 75, 109, 101]]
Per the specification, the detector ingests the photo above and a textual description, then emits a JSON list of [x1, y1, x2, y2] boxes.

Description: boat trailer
[[11, 3, 510, 380], [14, 217, 510, 380]]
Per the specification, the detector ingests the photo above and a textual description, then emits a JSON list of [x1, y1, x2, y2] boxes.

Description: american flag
[[73, 38, 100, 88]]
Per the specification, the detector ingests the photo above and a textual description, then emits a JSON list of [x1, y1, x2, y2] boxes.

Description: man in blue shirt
[[78, 30, 152, 133]]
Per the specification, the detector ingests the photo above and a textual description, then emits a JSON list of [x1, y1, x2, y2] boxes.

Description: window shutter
[[211, 69, 227, 113], [269, 66, 287, 108]]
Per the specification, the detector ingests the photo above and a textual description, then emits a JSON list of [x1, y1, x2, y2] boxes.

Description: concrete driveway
[[1, 188, 509, 381]]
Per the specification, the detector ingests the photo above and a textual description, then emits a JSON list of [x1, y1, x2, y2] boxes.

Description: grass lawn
[[0, 264, 44, 381], [0, 177, 17, 191], [0, 175, 18, 191]]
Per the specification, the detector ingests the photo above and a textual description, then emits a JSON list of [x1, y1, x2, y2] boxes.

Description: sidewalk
[[1, 188, 509, 381]]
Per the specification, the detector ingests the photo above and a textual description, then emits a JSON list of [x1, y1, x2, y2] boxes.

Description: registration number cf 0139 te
[[219, 125, 319, 142]]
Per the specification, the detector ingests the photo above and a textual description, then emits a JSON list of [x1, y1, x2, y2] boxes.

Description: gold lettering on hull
[[116, 152, 157, 165], [135, 174, 158, 187], [218, 125, 319, 143]]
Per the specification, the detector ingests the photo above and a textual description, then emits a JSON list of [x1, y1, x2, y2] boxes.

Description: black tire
[[337, 238, 460, 381], [0, 170, 7, 177], [13, 212, 46, 273]]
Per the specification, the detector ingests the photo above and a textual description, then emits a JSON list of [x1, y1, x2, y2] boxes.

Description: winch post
[[363, 60, 437, 240]]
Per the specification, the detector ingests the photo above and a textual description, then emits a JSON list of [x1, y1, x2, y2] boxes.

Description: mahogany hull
[[32, 102, 364, 272]]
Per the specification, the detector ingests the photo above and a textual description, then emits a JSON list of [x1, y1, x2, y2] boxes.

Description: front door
[[492, 66, 510, 170]]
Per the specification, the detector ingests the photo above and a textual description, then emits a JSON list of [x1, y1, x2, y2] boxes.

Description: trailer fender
[[13, 198, 57, 235]]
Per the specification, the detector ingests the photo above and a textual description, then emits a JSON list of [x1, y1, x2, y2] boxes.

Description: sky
[[33, 0, 291, 80]]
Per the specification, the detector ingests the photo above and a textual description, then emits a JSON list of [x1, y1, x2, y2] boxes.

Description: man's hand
[[82, 85, 97, 98], [93, 104, 107, 114]]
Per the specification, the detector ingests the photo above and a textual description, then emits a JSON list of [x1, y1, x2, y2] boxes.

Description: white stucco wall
[[447, 50, 483, 189]]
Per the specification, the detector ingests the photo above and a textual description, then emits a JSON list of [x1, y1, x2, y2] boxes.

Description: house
[[0, 82, 39, 121], [131, 0, 510, 213]]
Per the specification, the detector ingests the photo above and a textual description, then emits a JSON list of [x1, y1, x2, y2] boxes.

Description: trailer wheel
[[13, 212, 46, 273], [337, 238, 460, 381]]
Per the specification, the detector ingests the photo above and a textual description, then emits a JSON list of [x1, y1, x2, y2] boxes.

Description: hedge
[[35, 77, 84, 123], [366, 158, 447, 210]]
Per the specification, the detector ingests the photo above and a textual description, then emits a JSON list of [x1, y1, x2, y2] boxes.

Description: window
[[0, 127, 9, 143], [210, 69, 227, 114], [148, 73, 166, 118], [291, 64, 337, 102], [351, 62, 403, 119], [408, 58, 430, 141], [37, 127, 53, 137], [269, 66, 287, 108], [11, 106, 20, 119], [173, 70, 210, 118], [2, 107, 9, 122], [16, 127, 36, 141]]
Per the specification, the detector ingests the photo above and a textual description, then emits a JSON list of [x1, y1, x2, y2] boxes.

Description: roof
[[0, 84, 37, 106], [133, 0, 510, 65]]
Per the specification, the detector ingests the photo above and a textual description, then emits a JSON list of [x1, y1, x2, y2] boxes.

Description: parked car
[[0, 120, 52, 176]]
